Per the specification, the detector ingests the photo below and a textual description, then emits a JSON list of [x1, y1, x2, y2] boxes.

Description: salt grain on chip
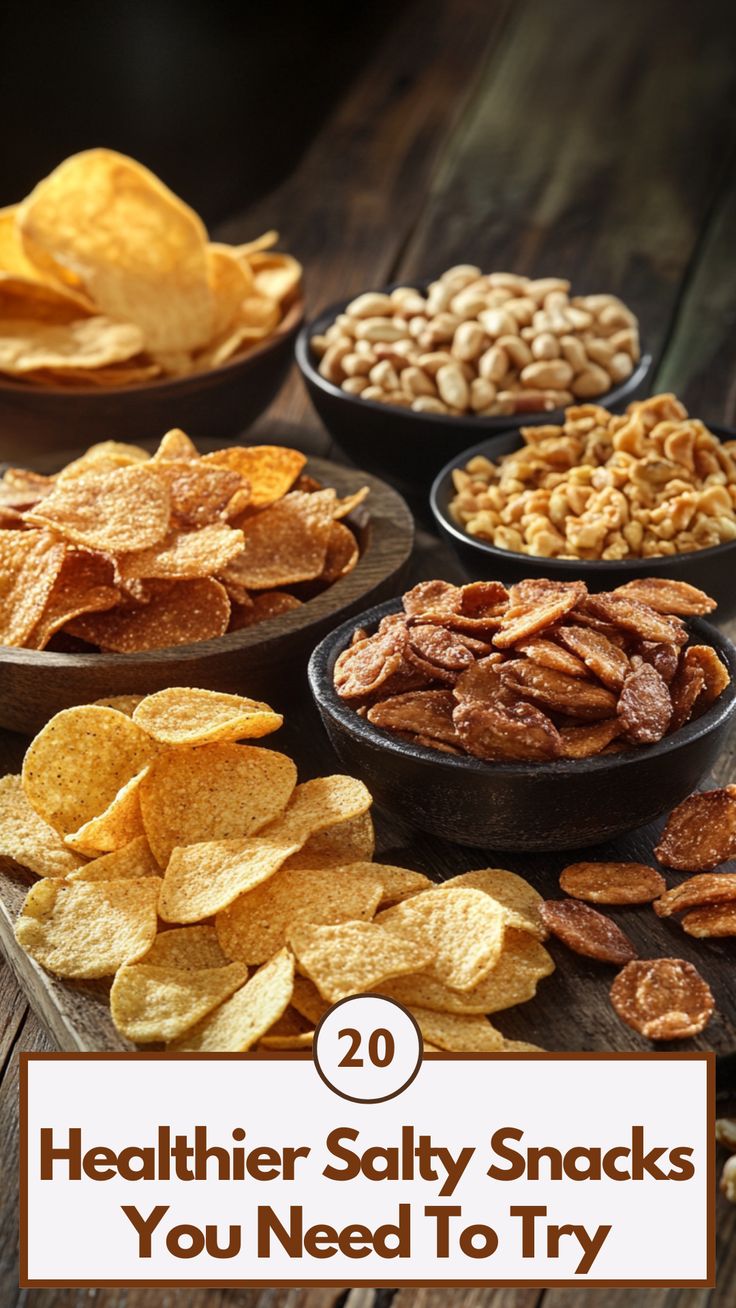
[[116, 522, 245, 582], [141, 925, 231, 969], [25, 464, 171, 553], [14, 876, 161, 977], [67, 577, 231, 651]]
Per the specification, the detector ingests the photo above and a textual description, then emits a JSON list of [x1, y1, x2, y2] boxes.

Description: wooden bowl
[[295, 287, 651, 493], [0, 457, 414, 735], [430, 424, 736, 623], [0, 298, 304, 463], [309, 598, 736, 851]]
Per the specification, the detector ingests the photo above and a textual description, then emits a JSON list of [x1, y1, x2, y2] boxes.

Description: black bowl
[[309, 598, 736, 851], [430, 424, 736, 624], [295, 288, 651, 493]]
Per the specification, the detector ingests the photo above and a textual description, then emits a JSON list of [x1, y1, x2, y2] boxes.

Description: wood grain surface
[[2, 0, 736, 1302]]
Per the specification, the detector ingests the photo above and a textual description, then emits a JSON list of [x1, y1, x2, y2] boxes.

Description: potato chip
[[282, 811, 375, 871], [155, 459, 246, 530], [228, 591, 303, 631], [92, 695, 143, 716], [170, 948, 294, 1052], [0, 530, 67, 646], [110, 959, 248, 1042], [132, 687, 282, 746], [515, 637, 587, 679], [207, 243, 253, 337], [684, 644, 731, 714], [216, 865, 384, 963], [264, 1006, 313, 1038], [26, 464, 170, 553], [289, 920, 434, 1003], [558, 719, 622, 758], [116, 523, 245, 582], [248, 251, 302, 304], [653, 872, 736, 918], [681, 904, 736, 938], [583, 593, 687, 645], [234, 231, 279, 258], [22, 705, 158, 836], [260, 1031, 313, 1049], [27, 548, 119, 649], [378, 888, 506, 992], [65, 765, 149, 856], [617, 661, 672, 743], [0, 270, 96, 321], [18, 149, 213, 352], [367, 864, 433, 904], [56, 441, 150, 482], [540, 900, 637, 964], [437, 868, 547, 940], [29, 362, 161, 388], [151, 429, 200, 461], [501, 661, 618, 720], [379, 931, 554, 1014], [66, 577, 231, 651], [14, 876, 161, 977], [223, 492, 332, 590], [158, 776, 372, 922], [290, 973, 330, 1024], [654, 786, 736, 871], [613, 578, 716, 617], [67, 835, 158, 882], [321, 522, 359, 583], [408, 1007, 507, 1053], [559, 861, 666, 905], [141, 925, 231, 969], [140, 743, 297, 867], [454, 699, 562, 762], [493, 584, 586, 647], [610, 958, 714, 1040], [368, 691, 461, 747], [0, 775, 84, 878], [556, 625, 630, 691], [0, 315, 145, 374]]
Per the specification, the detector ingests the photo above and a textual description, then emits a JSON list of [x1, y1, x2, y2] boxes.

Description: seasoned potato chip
[[0, 775, 84, 878], [116, 523, 245, 582], [366, 864, 433, 904], [378, 888, 505, 992], [493, 584, 586, 647], [207, 243, 254, 337], [65, 766, 150, 855], [140, 743, 297, 867], [14, 876, 160, 977], [681, 904, 736, 938], [67, 577, 231, 651], [0, 530, 67, 646], [158, 776, 372, 922], [216, 864, 384, 963], [18, 149, 212, 353], [617, 661, 672, 743], [282, 811, 375, 870], [260, 1031, 313, 1049], [223, 491, 333, 589], [540, 899, 637, 964], [248, 251, 302, 304], [132, 688, 282, 746], [558, 719, 622, 758], [26, 464, 171, 553], [141, 925, 231, 969], [613, 578, 716, 617], [67, 835, 158, 882], [22, 705, 158, 836], [408, 1007, 507, 1053], [111, 959, 247, 1042], [155, 459, 246, 530], [556, 625, 630, 691], [437, 868, 547, 940], [653, 872, 736, 918], [559, 861, 666, 905], [0, 316, 145, 374], [654, 786, 736, 871], [610, 958, 714, 1040], [170, 948, 294, 1052], [27, 547, 119, 649], [379, 930, 554, 1014], [228, 591, 303, 631], [56, 440, 150, 482], [290, 973, 330, 1024], [151, 429, 200, 462], [289, 920, 434, 1002], [321, 522, 359, 583], [92, 695, 143, 716]]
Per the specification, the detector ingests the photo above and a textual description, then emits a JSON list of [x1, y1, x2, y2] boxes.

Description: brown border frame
[[19, 1050, 716, 1290]]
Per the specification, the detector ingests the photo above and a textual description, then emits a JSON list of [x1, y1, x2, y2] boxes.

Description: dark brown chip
[[540, 899, 637, 964], [684, 645, 731, 714], [453, 698, 562, 762], [333, 622, 426, 700], [559, 861, 666, 905], [508, 578, 585, 607], [681, 904, 736, 937], [228, 591, 302, 631], [402, 579, 462, 617], [367, 690, 461, 747], [452, 654, 506, 706], [500, 660, 618, 720], [558, 719, 623, 758], [556, 624, 631, 690], [612, 578, 716, 617], [617, 660, 672, 743], [583, 592, 688, 645], [610, 958, 714, 1040], [320, 522, 359, 583], [653, 872, 736, 917], [668, 656, 706, 733], [407, 624, 475, 672], [516, 636, 587, 678], [654, 787, 736, 871], [565, 602, 629, 646], [636, 641, 680, 685], [494, 582, 587, 648], [394, 731, 463, 756], [459, 580, 509, 616]]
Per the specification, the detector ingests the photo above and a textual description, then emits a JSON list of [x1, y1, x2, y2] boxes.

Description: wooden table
[[2, 0, 736, 1300]]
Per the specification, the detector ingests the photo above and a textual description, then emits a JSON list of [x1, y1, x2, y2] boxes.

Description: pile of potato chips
[[0, 431, 367, 650], [3, 688, 553, 1051], [0, 149, 302, 387]]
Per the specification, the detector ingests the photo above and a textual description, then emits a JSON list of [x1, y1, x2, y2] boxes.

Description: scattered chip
[[378, 888, 506, 992], [559, 862, 666, 905], [131, 688, 282, 746], [379, 931, 554, 1014], [169, 948, 294, 1052], [540, 899, 637, 964], [14, 876, 161, 977], [653, 873, 736, 918], [654, 787, 736, 871], [288, 920, 435, 1003], [436, 868, 547, 939], [610, 958, 714, 1039], [0, 775, 84, 877], [681, 904, 736, 938]]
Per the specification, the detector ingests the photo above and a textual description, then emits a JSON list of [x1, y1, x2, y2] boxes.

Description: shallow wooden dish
[[0, 456, 414, 735], [0, 297, 304, 463]]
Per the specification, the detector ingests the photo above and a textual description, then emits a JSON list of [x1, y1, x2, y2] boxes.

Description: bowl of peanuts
[[430, 396, 736, 623], [296, 267, 650, 489]]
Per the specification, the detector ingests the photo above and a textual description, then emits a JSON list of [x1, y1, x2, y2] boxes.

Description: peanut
[[571, 364, 612, 398], [436, 362, 470, 410], [452, 320, 487, 362], [520, 360, 574, 390], [346, 292, 394, 318], [478, 345, 509, 383]]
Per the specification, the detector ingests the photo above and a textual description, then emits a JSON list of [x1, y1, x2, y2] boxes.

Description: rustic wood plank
[[0, 1006, 51, 1308], [393, 1289, 541, 1308]]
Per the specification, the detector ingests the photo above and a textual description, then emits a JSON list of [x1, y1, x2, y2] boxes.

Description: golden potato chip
[[0, 206, 59, 282], [260, 1032, 313, 1049], [207, 243, 253, 336], [67, 835, 158, 882], [378, 888, 505, 992], [321, 522, 359, 583], [0, 316, 145, 374], [437, 868, 547, 940], [332, 486, 370, 521], [67, 578, 231, 651], [132, 688, 282, 746], [228, 592, 302, 631], [378, 931, 555, 1015], [140, 743, 297, 868], [14, 876, 161, 977], [263, 1006, 312, 1037], [56, 441, 150, 482], [151, 429, 200, 461], [159, 776, 372, 922], [364, 863, 432, 905], [234, 231, 279, 258], [110, 959, 248, 1042], [64, 766, 150, 856], [27, 547, 119, 649], [223, 491, 333, 589], [142, 925, 231, 969], [289, 920, 435, 1003], [26, 464, 170, 553], [22, 705, 158, 836], [408, 1007, 507, 1053], [0, 530, 67, 646], [155, 460, 246, 530], [248, 252, 302, 304], [282, 811, 375, 871], [116, 522, 245, 582], [29, 362, 161, 388], [0, 271, 95, 322], [170, 948, 294, 1052], [18, 149, 213, 353], [0, 775, 84, 878], [196, 295, 280, 369], [215, 865, 384, 964], [203, 446, 306, 509], [92, 695, 143, 716], [291, 973, 330, 1024]]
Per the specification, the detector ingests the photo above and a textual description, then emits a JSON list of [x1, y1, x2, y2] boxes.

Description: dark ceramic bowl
[[309, 597, 736, 851], [430, 424, 736, 624], [295, 287, 651, 492], [0, 297, 304, 464]]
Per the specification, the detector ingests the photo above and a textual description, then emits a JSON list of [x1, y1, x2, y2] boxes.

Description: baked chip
[[378, 887, 506, 992], [654, 787, 736, 871], [610, 958, 714, 1040], [0, 775, 84, 878], [14, 876, 161, 977], [288, 920, 435, 1003], [132, 687, 282, 746], [169, 948, 295, 1052]]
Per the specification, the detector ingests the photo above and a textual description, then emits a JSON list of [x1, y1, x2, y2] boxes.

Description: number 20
[[338, 1027, 395, 1068]]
